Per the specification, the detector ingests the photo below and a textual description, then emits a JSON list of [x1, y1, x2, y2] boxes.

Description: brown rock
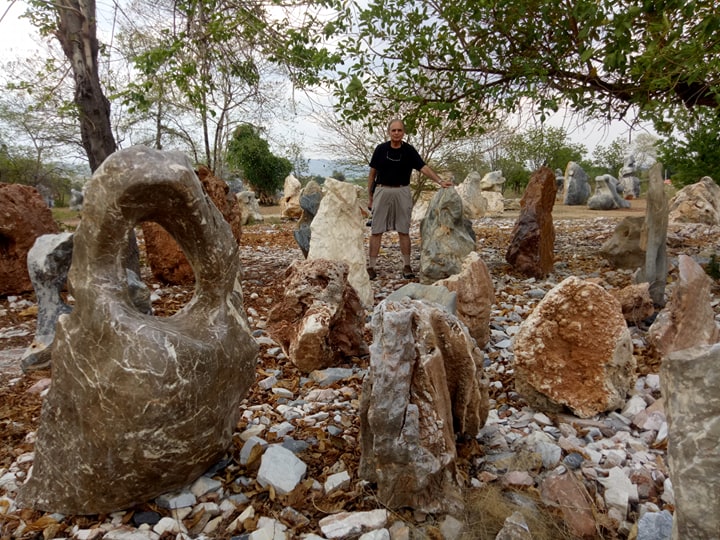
[[434, 251, 495, 348], [266, 258, 368, 373], [648, 254, 720, 356], [668, 176, 720, 226], [142, 165, 243, 285], [0, 183, 59, 294], [505, 167, 557, 278], [610, 282, 655, 325], [17, 147, 257, 515], [599, 216, 646, 270], [540, 473, 598, 538], [513, 276, 637, 418]]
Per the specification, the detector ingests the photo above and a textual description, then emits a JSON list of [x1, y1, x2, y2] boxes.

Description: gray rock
[[637, 510, 673, 540], [256, 445, 307, 495]]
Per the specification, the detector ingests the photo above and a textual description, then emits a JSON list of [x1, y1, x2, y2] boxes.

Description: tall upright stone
[[635, 163, 668, 306], [661, 343, 720, 540], [17, 146, 258, 515], [308, 178, 373, 307], [293, 180, 323, 258], [419, 188, 476, 284], [505, 167, 557, 279], [360, 298, 489, 513], [562, 161, 591, 206], [281, 174, 303, 219], [648, 254, 720, 356]]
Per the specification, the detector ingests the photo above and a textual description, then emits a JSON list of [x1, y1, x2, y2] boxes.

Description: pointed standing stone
[[636, 163, 668, 306]]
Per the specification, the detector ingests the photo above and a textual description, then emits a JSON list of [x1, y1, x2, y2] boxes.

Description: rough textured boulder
[[419, 188, 476, 284], [142, 166, 243, 285], [600, 216, 646, 270], [648, 254, 720, 357], [0, 183, 59, 294], [587, 174, 631, 210], [360, 298, 489, 513], [434, 251, 495, 348], [668, 176, 720, 226], [562, 162, 591, 206], [618, 155, 641, 199], [456, 171, 506, 218], [610, 282, 655, 325], [17, 146, 258, 515], [308, 178, 373, 307], [505, 167, 557, 279], [661, 343, 720, 540], [513, 276, 636, 418], [281, 174, 303, 219], [266, 259, 368, 373]]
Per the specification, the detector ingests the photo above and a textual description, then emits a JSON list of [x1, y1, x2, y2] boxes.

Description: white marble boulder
[[513, 276, 636, 418], [17, 146, 258, 515], [266, 258, 368, 373], [308, 178, 373, 307], [236, 190, 264, 225], [359, 298, 489, 514], [281, 174, 303, 219]]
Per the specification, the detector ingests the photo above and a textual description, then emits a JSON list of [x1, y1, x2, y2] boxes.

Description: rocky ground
[[1, 199, 719, 540]]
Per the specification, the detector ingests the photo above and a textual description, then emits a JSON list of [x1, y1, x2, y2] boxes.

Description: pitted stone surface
[[513, 276, 636, 418], [0, 183, 59, 295], [600, 216, 646, 270], [17, 146, 258, 514]]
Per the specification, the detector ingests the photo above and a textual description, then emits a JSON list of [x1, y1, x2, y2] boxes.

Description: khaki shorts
[[371, 185, 412, 235]]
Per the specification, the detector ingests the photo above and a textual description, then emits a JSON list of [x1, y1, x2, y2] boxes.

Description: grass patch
[[51, 206, 80, 223]]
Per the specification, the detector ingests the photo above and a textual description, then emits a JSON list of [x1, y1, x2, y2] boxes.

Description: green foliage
[[657, 110, 720, 187], [706, 254, 720, 281], [328, 0, 720, 135], [593, 138, 628, 174], [226, 125, 292, 204]]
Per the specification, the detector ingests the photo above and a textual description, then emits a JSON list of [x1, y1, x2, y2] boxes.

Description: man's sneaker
[[367, 267, 377, 280], [402, 265, 415, 279]]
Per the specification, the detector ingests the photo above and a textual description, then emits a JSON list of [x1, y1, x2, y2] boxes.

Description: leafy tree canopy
[[226, 124, 292, 204], [658, 110, 720, 187], [327, 0, 720, 137]]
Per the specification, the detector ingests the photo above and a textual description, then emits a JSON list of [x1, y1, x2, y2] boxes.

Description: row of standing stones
[[1, 146, 719, 539]]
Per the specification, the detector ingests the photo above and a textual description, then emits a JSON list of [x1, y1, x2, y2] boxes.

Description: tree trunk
[[54, 0, 116, 172]]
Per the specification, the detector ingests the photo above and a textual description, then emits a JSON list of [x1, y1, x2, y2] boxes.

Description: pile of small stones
[[1, 215, 718, 540]]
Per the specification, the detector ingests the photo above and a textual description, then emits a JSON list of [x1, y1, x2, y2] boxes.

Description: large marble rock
[[0, 183, 59, 294], [505, 167, 556, 279], [600, 216, 646, 270], [236, 190, 264, 225], [562, 162, 591, 206], [635, 164, 668, 306], [293, 180, 323, 258], [668, 176, 720, 226], [434, 251, 495, 348], [513, 276, 636, 418], [17, 146, 258, 515], [266, 258, 368, 373], [142, 166, 243, 285], [308, 178, 373, 307], [20, 233, 74, 371], [419, 188, 476, 284], [359, 298, 489, 513], [648, 254, 720, 357], [661, 343, 720, 539], [281, 174, 303, 219], [588, 174, 631, 210]]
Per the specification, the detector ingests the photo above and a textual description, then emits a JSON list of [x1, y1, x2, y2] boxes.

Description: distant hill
[[306, 159, 366, 180]]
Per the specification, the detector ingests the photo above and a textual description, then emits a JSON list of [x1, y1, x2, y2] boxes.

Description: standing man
[[367, 119, 453, 280]]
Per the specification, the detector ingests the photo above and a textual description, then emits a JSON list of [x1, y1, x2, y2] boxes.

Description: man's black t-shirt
[[369, 141, 426, 187]]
